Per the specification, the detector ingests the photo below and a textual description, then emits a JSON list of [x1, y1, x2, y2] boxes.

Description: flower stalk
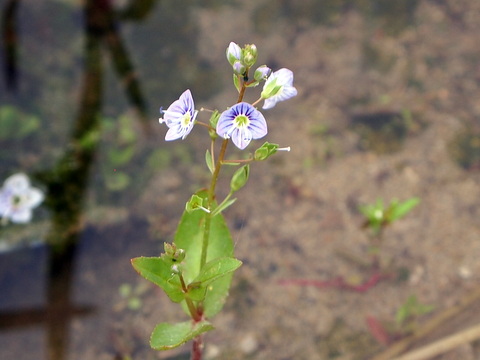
[[138, 41, 297, 360]]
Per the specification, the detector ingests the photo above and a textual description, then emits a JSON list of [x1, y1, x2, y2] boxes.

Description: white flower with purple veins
[[216, 102, 268, 150], [261, 68, 298, 109], [159, 89, 198, 141], [0, 173, 44, 224]]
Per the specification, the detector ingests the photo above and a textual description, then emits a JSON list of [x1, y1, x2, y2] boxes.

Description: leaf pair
[[131, 190, 242, 350]]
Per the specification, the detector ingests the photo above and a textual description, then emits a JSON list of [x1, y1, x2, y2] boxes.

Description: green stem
[[237, 76, 247, 103], [200, 138, 229, 268], [179, 273, 201, 322], [251, 96, 263, 107]]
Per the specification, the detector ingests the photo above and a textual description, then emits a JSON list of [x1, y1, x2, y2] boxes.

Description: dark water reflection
[[0, 0, 201, 359]]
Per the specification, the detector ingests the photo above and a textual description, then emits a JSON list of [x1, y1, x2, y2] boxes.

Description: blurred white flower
[[0, 173, 44, 224]]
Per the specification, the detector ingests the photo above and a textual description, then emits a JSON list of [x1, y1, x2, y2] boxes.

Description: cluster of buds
[[226, 43, 261, 76]]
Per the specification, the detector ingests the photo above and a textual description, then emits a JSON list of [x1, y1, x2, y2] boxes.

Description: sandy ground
[[2, 1, 480, 360]]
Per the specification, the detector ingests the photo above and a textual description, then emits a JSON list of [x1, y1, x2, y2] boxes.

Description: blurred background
[[1, 0, 480, 359]]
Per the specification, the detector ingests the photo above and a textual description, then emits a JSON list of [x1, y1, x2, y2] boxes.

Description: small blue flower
[[159, 89, 198, 141], [261, 68, 298, 109], [216, 102, 268, 150]]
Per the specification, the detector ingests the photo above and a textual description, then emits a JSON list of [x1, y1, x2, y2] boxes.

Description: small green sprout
[[360, 197, 420, 234], [395, 295, 434, 333]]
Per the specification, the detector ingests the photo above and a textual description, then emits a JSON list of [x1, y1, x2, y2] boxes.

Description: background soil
[[2, 1, 480, 360], [132, 1, 480, 359]]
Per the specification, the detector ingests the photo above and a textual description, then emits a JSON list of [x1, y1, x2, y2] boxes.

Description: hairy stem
[[191, 335, 203, 360], [200, 138, 229, 268]]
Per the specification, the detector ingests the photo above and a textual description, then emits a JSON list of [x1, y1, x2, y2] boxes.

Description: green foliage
[[230, 165, 249, 192], [132, 190, 241, 349], [395, 295, 434, 329], [254, 141, 279, 161], [175, 190, 239, 318], [131, 256, 184, 303], [185, 194, 208, 213], [150, 321, 214, 351], [388, 197, 420, 222], [0, 105, 40, 140], [187, 257, 242, 301], [360, 197, 420, 233], [205, 149, 215, 174]]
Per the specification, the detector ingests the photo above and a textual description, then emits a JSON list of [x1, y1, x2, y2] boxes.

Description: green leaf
[[150, 320, 214, 350], [131, 257, 184, 303], [175, 190, 235, 317], [211, 197, 237, 217], [188, 257, 242, 301], [233, 74, 241, 93], [205, 149, 214, 174], [388, 198, 420, 222]]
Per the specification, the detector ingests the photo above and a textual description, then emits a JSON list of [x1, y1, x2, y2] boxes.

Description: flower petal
[[216, 102, 268, 149], [4, 173, 30, 193], [10, 208, 32, 223], [159, 90, 197, 141], [231, 128, 252, 150], [261, 68, 297, 109]]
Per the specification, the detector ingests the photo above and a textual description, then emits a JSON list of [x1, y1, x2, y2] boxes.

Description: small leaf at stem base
[[150, 320, 214, 350]]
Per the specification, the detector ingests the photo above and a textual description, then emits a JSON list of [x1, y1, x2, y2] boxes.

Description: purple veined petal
[[274, 68, 294, 86], [248, 114, 268, 138], [178, 89, 195, 113], [262, 98, 276, 110], [165, 120, 193, 141], [262, 85, 298, 109], [216, 102, 268, 149], [159, 90, 197, 141], [231, 127, 253, 150]]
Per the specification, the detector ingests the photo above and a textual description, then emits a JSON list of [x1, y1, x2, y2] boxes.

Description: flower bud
[[243, 44, 258, 67], [226, 42, 242, 66], [164, 243, 186, 263], [232, 60, 246, 76], [254, 65, 271, 81], [254, 142, 280, 161]]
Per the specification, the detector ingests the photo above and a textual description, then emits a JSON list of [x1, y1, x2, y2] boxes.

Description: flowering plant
[[131, 42, 297, 359]]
